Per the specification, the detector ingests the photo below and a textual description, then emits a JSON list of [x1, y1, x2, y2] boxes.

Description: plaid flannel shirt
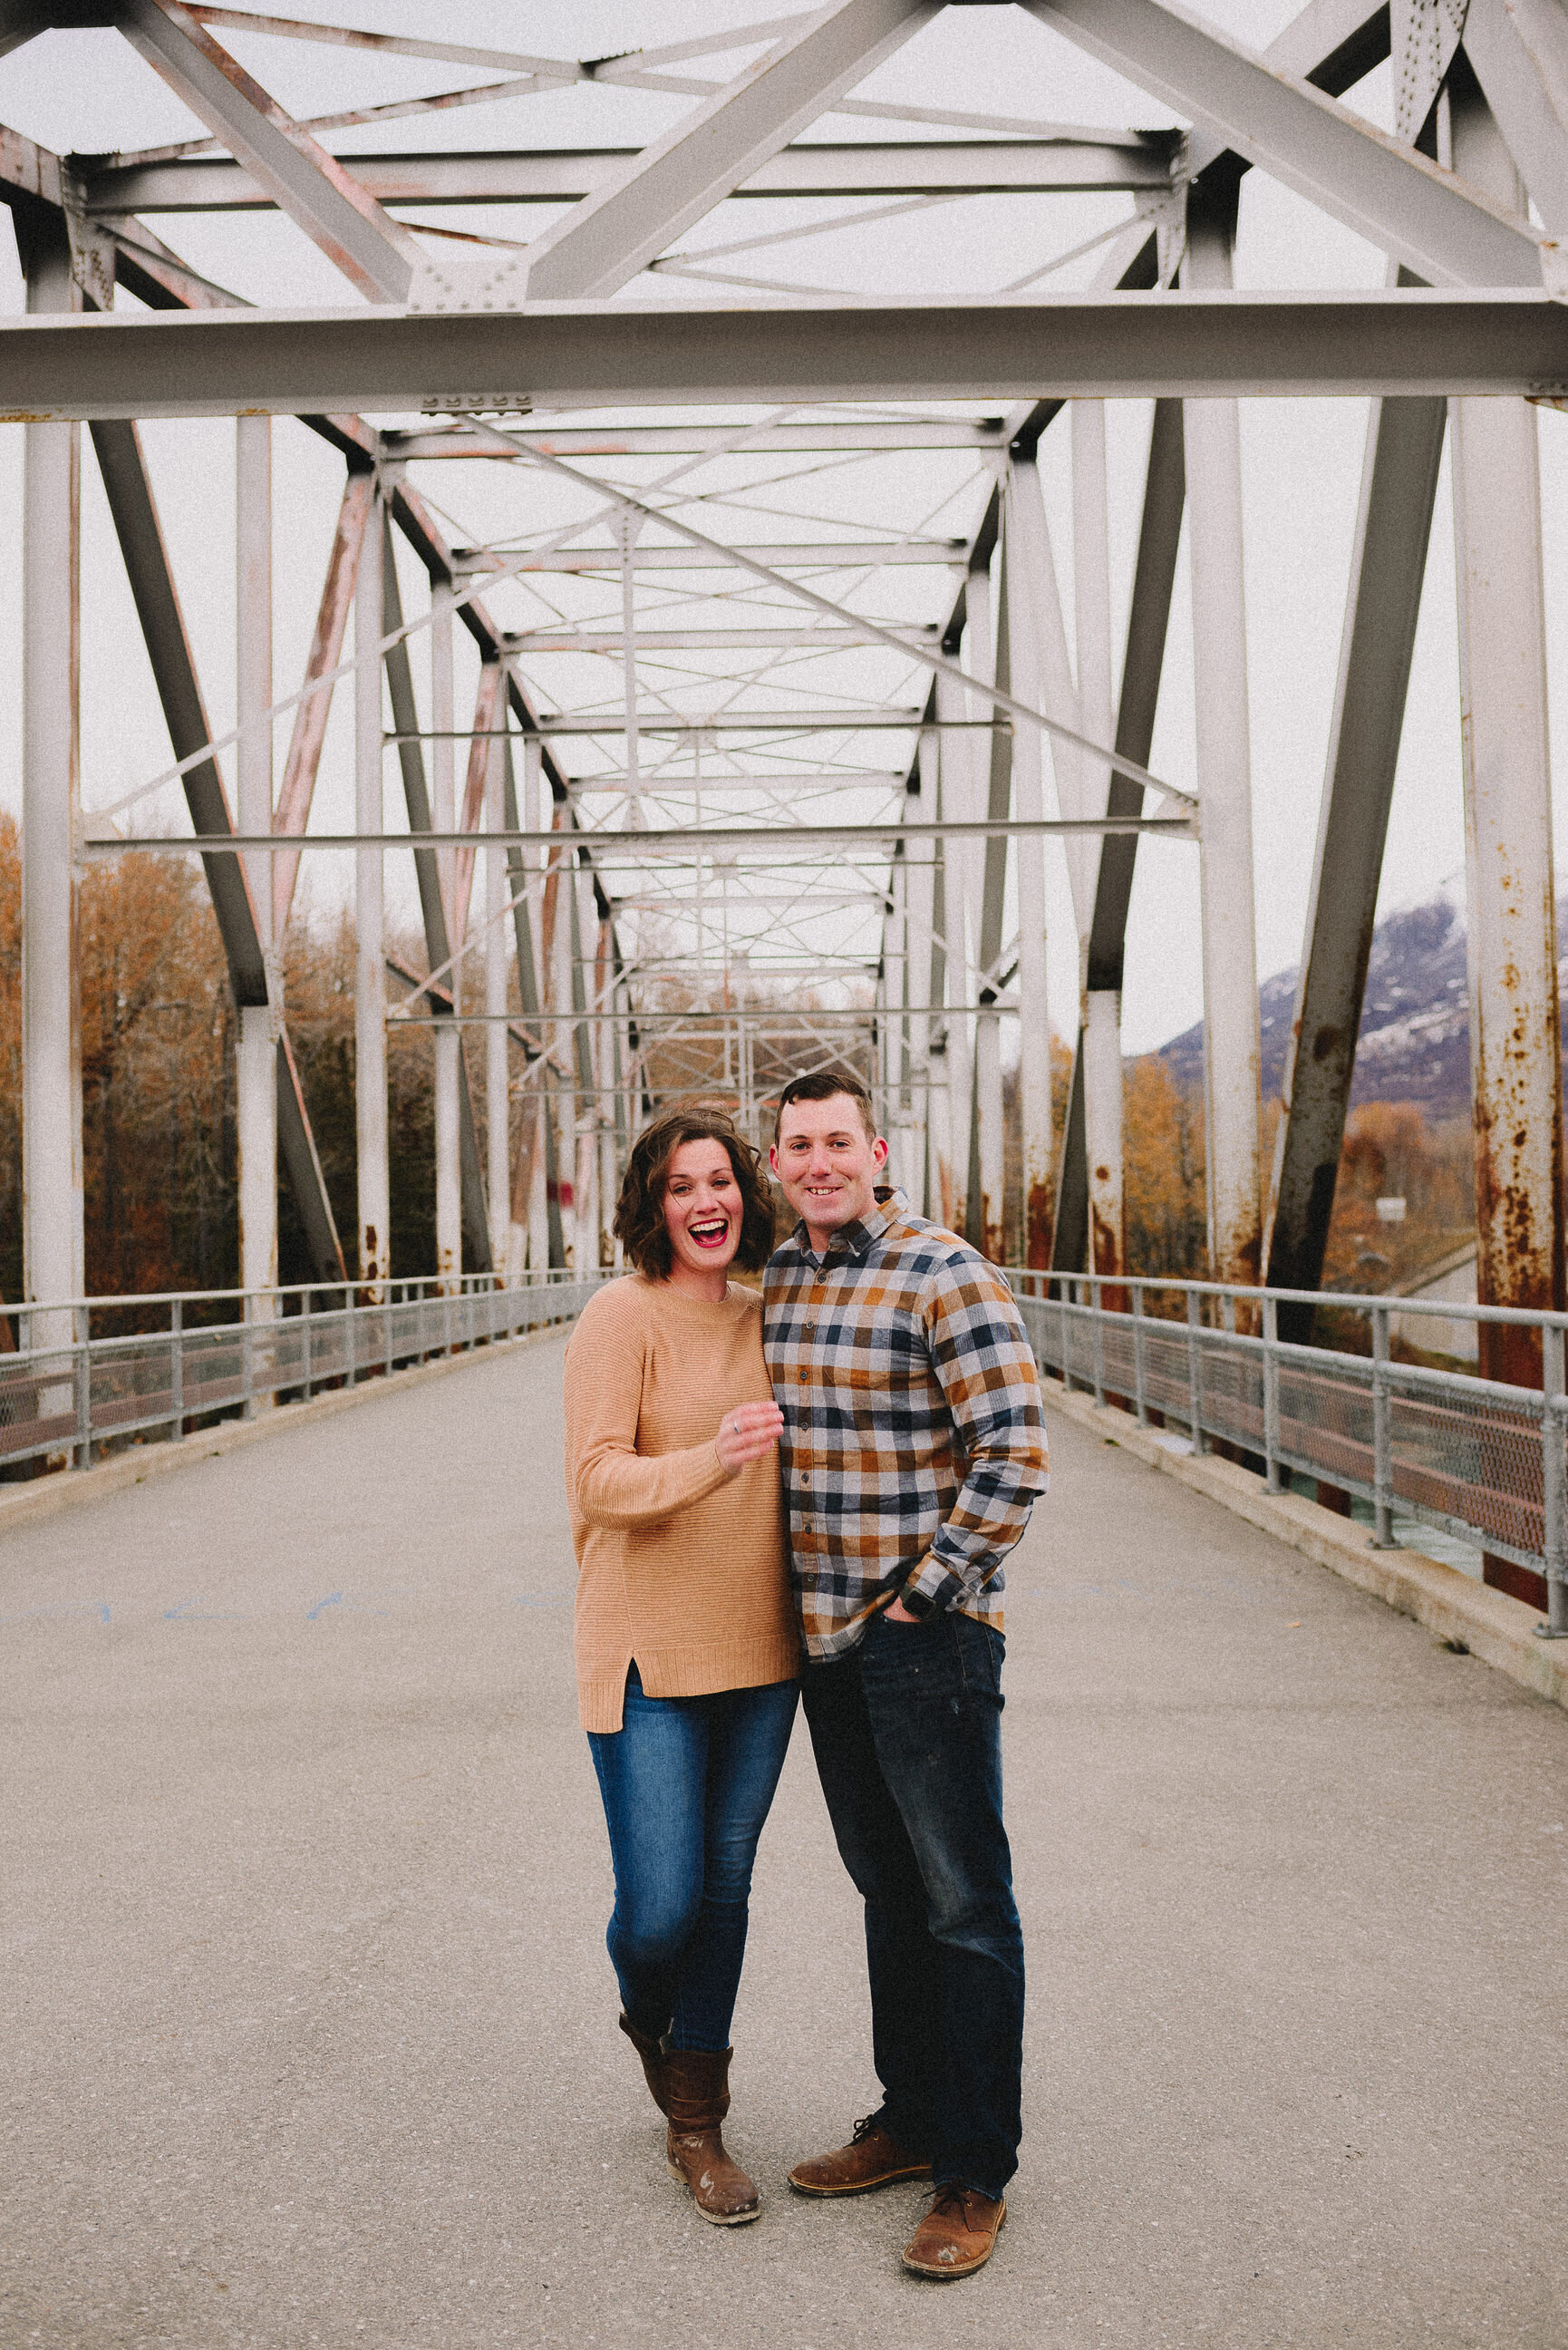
[[762, 1188, 1049, 1660]]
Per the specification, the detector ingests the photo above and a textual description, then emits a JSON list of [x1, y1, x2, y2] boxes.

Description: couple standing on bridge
[[563, 1068, 1050, 2282]]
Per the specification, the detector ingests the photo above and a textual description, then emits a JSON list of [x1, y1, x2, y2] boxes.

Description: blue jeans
[[587, 1666, 799, 2053], [800, 1609, 1024, 2201]]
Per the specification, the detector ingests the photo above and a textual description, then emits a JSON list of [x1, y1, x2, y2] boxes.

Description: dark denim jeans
[[587, 1665, 799, 2053], [800, 1609, 1024, 2200]]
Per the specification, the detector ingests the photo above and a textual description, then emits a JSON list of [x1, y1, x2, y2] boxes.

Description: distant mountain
[[1157, 877, 1565, 1123]]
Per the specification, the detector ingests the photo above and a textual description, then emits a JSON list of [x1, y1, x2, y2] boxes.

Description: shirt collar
[[791, 1185, 907, 1267]]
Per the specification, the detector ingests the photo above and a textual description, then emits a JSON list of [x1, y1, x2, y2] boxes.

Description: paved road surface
[[5, 1328, 1567, 2348]]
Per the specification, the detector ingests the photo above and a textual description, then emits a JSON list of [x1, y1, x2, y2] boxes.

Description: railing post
[[344, 1282, 357, 1388], [241, 1291, 255, 1421], [1370, 1301, 1396, 1548], [1538, 1320, 1568, 1637], [1058, 1285, 1070, 1390], [1132, 1280, 1147, 1426], [1090, 1277, 1106, 1407], [385, 1282, 396, 1379], [1186, 1287, 1206, 1454], [301, 1293, 313, 1402], [169, 1296, 185, 1441], [1263, 1291, 1282, 1491], [74, 1304, 92, 1469]]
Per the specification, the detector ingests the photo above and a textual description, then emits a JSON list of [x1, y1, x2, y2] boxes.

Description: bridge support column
[[20, 216, 82, 1351], [1074, 399, 1126, 1285], [1449, 65, 1563, 1606], [484, 719, 510, 1277], [934, 669, 973, 1238], [1186, 185, 1263, 1287], [430, 577, 460, 1293], [236, 413, 276, 1306], [1002, 477, 1054, 1269], [354, 488, 388, 1292]]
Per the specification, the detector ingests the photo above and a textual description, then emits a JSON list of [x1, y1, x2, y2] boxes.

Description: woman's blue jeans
[[587, 1666, 799, 2053]]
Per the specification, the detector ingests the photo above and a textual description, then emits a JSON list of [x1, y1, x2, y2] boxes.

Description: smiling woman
[[562, 1102, 798, 2229]]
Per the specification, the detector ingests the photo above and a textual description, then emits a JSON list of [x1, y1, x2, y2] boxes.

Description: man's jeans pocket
[[863, 1607, 1004, 1712]]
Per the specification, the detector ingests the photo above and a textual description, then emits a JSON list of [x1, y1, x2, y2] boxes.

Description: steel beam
[[118, 0, 417, 300], [974, 560, 1011, 1265], [507, 625, 944, 653], [455, 540, 967, 574], [1449, 64, 1565, 1460], [5, 292, 1568, 419], [89, 415, 344, 1282], [518, 0, 937, 302], [1050, 398, 1186, 1277], [1460, 0, 1568, 236], [484, 720, 509, 1275], [1027, 0, 1545, 286], [1001, 491, 1052, 1269], [81, 136, 1182, 214], [1264, 389, 1446, 1326], [1072, 397, 1127, 1287], [1186, 188, 1263, 1287], [235, 411, 276, 1301], [379, 520, 493, 1277], [19, 214, 82, 1344], [271, 471, 373, 940], [354, 494, 388, 1289]]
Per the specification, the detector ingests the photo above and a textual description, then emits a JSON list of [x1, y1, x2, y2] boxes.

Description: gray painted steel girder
[[4, 293, 1565, 419], [1264, 393, 1447, 1318], [1028, 0, 1548, 287]]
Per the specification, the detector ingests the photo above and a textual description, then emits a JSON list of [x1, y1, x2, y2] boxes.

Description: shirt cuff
[[903, 1552, 965, 1617]]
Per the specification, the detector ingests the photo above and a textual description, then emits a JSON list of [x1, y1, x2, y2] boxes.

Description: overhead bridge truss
[[3, 0, 1565, 1436]]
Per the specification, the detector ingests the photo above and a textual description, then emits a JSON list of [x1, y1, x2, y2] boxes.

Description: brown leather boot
[[618, 2013, 670, 2117], [901, 2186, 1007, 2278], [662, 2046, 760, 2226], [788, 2113, 932, 2198]]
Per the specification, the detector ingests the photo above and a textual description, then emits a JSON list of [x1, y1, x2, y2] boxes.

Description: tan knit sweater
[[563, 1274, 799, 1733]]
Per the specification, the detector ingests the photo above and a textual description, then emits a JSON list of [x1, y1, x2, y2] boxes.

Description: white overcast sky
[[0, 0, 1563, 1056]]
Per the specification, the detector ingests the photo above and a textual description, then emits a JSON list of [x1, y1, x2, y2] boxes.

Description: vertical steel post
[[1186, 1287, 1206, 1453], [1002, 471, 1054, 1267], [431, 574, 460, 1293], [235, 413, 278, 1318], [934, 673, 975, 1238], [1448, 68, 1565, 1431], [1185, 186, 1263, 1288], [1263, 1291, 1282, 1491], [1371, 1301, 1395, 1547], [170, 1296, 184, 1440], [1074, 399, 1126, 1287], [241, 1290, 255, 1419], [966, 558, 1006, 1260], [20, 218, 83, 1361], [1090, 1277, 1106, 1406], [905, 743, 937, 1219], [354, 488, 389, 1293], [73, 1306, 91, 1470], [1539, 1322, 1568, 1636], [484, 721, 509, 1276], [1132, 1280, 1147, 1425]]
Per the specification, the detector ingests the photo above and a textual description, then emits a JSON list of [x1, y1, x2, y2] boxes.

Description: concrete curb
[[0, 1318, 574, 1539], [1046, 1375, 1568, 1714]]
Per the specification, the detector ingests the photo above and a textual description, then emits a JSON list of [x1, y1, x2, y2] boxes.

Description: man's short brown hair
[[614, 1102, 777, 1279], [772, 1068, 878, 1146]]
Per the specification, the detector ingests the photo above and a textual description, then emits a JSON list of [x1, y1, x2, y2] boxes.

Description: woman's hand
[[714, 1401, 785, 1473]]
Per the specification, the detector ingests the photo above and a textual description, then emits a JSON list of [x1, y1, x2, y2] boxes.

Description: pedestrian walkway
[[5, 1327, 1567, 2349]]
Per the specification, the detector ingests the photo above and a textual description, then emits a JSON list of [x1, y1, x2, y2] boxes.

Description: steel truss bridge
[[4, 0, 1568, 1477]]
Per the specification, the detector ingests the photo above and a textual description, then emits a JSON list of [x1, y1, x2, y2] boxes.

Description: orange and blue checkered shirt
[[762, 1189, 1049, 1660]]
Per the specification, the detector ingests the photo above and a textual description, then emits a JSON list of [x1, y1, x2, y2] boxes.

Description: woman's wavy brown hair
[[614, 1102, 777, 1280]]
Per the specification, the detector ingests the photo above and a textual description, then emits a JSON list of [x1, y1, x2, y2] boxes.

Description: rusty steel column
[[353, 485, 389, 1292], [1186, 181, 1263, 1287], [905, 726, 938, 1219], [235, 412, 277, 1304], [1449, 65, 1564, 1584], [484, 717, 510, 1277], [20, 215, 82, 1345]]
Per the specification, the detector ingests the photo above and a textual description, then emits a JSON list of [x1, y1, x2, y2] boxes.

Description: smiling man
[[763, 1068, 1048, 2281]]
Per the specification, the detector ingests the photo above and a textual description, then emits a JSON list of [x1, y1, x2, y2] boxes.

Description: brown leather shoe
[[787, 2114, 932, 2198], [662, 2047, 760, 2227], [618, 2012, 670, 2116], [902, 2186, 1006, 2278]]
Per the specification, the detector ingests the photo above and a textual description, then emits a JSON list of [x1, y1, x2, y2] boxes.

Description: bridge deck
[[5, 1328, 1567, 2349]]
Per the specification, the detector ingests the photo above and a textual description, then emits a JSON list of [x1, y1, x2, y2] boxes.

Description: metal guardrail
[[0, 1271, 609, 1482], [1009, 1269, 1568, 1640]]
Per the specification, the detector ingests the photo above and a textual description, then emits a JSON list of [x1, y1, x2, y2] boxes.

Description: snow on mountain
[[1155, 876, 1563, 1122]]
